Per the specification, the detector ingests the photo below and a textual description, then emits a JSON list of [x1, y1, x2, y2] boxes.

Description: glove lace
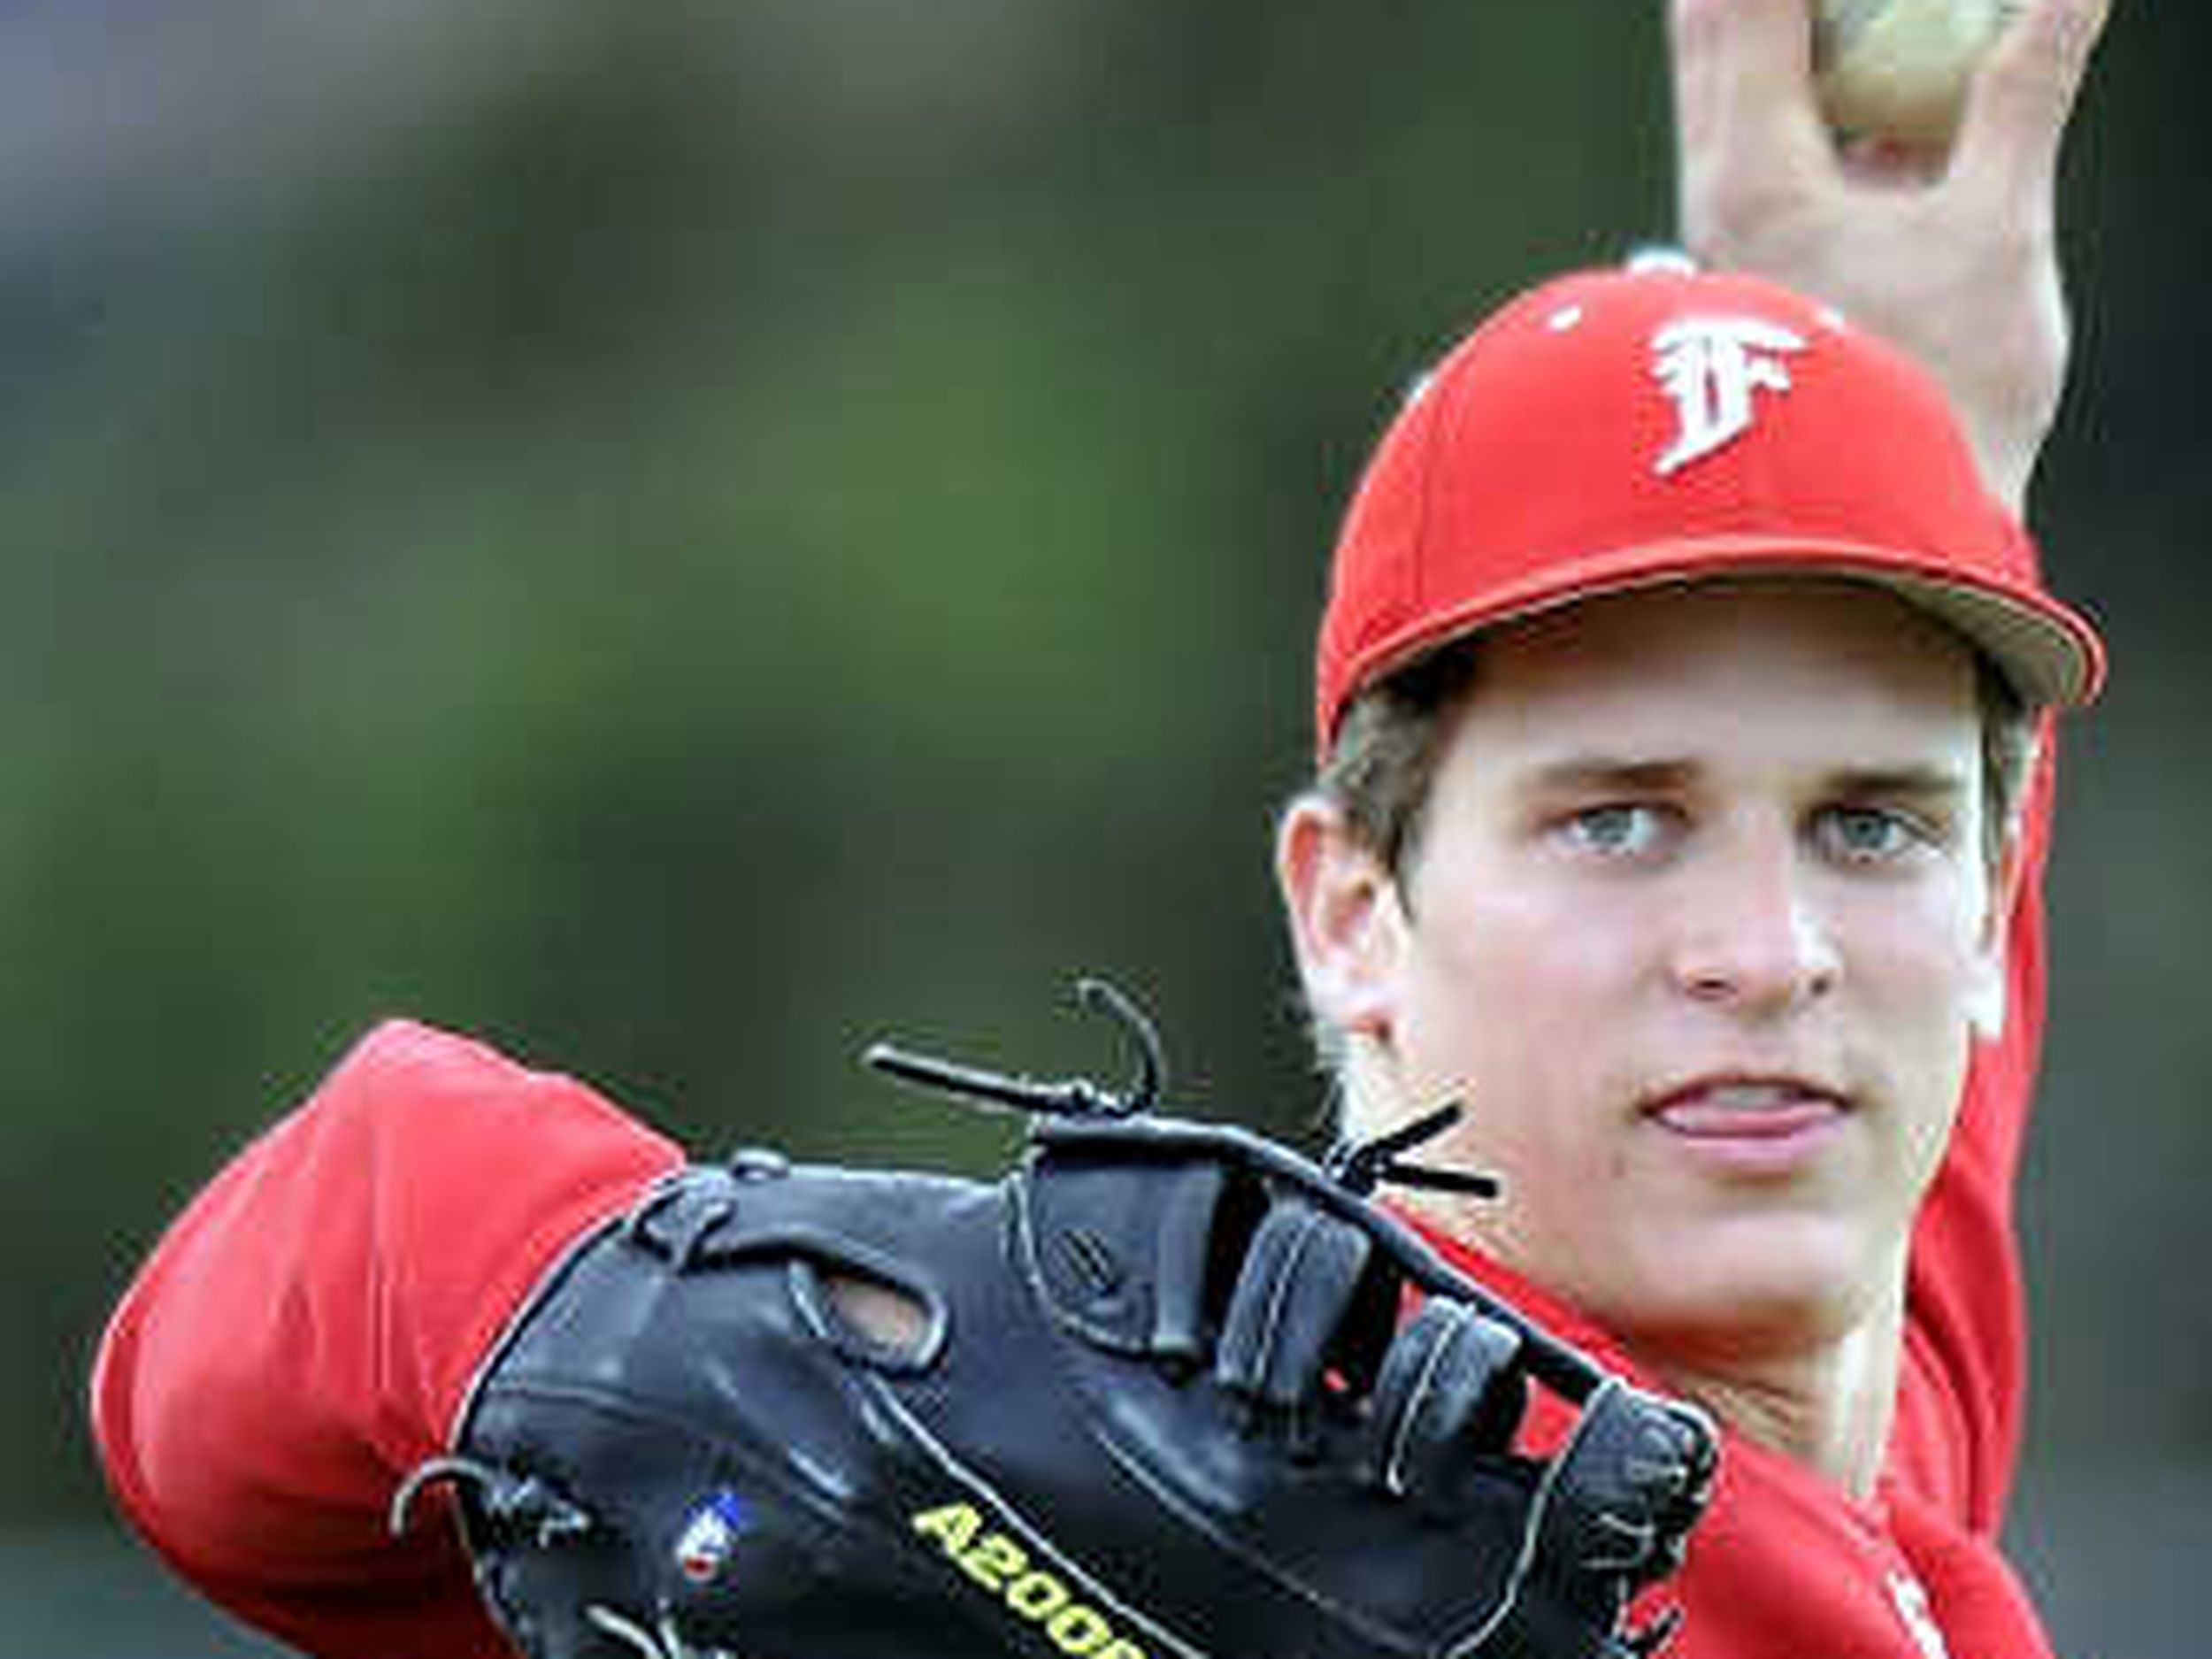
[[1327, 1102, 1502, 1201], [863, 975, 1164, 1120]]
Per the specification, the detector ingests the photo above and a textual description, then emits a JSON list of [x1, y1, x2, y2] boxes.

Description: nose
[[1666, 833, 1840, 1016]]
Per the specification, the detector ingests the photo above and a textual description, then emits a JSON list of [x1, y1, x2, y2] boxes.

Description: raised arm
[[1669, 0, 2112, 515], [1667, 0, 2113, 1530]]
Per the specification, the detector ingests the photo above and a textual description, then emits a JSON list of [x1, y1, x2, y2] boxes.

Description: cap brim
[[1349, 534, 2106, 712]]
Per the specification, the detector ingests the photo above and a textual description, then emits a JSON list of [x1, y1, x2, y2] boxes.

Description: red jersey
[[90, 765, 2062, 1659]]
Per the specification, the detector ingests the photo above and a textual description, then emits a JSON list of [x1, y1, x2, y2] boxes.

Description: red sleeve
[[1890, 734, 2058, 1534], [88, 1020, 684, 1659]]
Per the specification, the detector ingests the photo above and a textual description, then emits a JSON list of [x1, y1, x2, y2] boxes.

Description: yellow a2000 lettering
[[910, 1502, 1148, 1659]]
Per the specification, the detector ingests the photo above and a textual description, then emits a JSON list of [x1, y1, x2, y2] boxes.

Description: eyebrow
[[1824, 764, 1972, 804], [1517, 758, 1698, 797], [1516, 757, 1971, 803]]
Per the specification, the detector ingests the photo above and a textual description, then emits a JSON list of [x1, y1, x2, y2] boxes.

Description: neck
[[1648, 1298, 1904, 1498], [1399, 1178, 1910, 1498]]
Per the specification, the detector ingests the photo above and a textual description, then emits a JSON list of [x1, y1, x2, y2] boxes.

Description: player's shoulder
[[306, 1017, 680, 1166], [333, 1016, 547, 1091], [326, 1015, 605, 1106]]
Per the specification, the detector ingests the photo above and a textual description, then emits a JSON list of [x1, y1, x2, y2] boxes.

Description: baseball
[[1813, 0, 2021, 148]]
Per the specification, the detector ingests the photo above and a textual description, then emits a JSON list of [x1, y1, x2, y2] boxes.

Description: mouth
[[1639, 1076, 1854, 1169]]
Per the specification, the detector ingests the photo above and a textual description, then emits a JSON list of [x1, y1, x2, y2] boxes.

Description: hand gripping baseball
[[395, 984, 1717, 1659]]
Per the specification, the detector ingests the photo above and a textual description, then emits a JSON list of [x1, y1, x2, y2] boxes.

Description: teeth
[[1695, 1083, 1802, 1111]]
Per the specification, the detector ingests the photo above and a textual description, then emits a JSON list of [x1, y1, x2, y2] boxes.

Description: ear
[[1275, 793, 1407, 1041], [1964, 826, 2028, 1040]]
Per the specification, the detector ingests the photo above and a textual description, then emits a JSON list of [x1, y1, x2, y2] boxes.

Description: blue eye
[[1563, 803, 1670, 856], [1814, 805, 1924, 864]]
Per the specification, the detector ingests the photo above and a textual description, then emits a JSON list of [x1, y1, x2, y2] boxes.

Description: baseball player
[[89, 2, 2112, 1656]]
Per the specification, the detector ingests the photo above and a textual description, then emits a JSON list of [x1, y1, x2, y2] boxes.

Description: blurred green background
[[4, 2, 2204, 1653]]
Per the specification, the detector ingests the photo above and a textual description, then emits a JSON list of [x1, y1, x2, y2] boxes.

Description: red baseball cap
[[1313, 255, 2106, 750]]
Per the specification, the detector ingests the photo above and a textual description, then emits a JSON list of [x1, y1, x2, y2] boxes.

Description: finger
[[1365, 1303, 1527, 1514], [1214, 1199, 1372, 1411], [1949, 0, 2114, 225], [1670, 0, 1834, 247]]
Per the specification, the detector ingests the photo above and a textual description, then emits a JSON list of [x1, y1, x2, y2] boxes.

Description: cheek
[[1396, 879, 1646, 1113], [1836, 886, 1986, 1165], [1845, 879, 1992, 1026]]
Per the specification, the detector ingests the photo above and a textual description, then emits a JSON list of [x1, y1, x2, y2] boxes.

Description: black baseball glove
[[394, 984, 1716, 1659]]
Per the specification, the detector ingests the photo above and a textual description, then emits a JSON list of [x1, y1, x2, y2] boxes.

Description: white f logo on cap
[[1650, 315, 1809, 477]]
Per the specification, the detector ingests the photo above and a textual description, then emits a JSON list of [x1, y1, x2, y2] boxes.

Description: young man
[[1275, 256, 2093, 1659], [1264, 14, 2113, 1655], [91, 1, 2113, 1655]]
